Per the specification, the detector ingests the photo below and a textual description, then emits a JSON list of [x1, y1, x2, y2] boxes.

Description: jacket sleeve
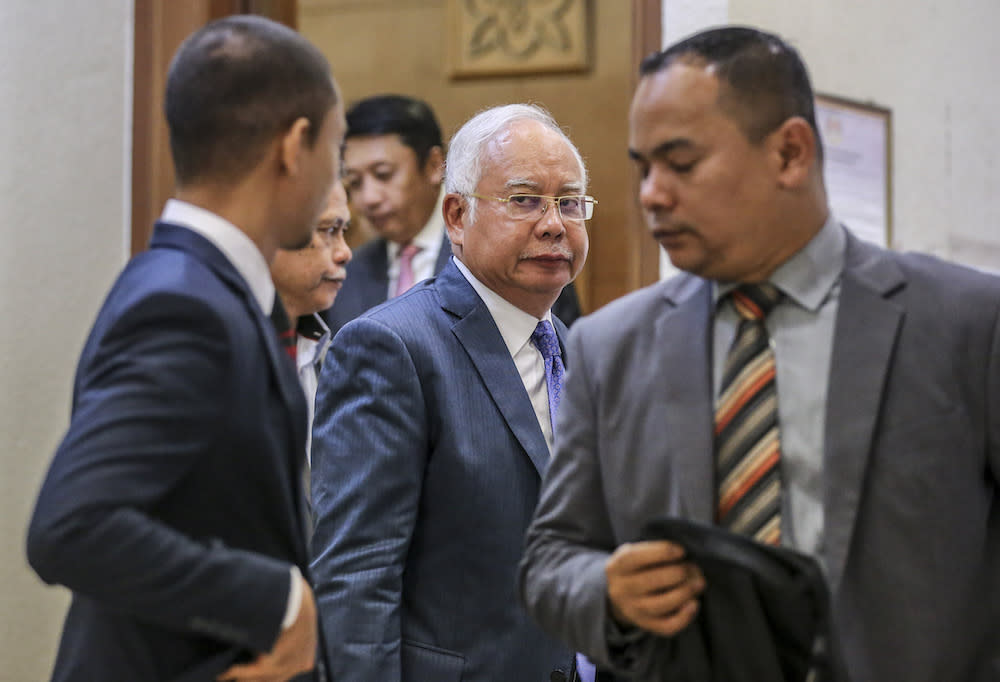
[[26, 292, 292, 654], [518, 323, 658, 677], [310, 316, 427, 682]]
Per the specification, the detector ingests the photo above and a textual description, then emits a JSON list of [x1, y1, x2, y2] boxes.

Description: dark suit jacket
[[521, 230, 1000, 681], [27, 224, 318, 681], [322, 232, 582, 336], [310, 259, 574, 681]]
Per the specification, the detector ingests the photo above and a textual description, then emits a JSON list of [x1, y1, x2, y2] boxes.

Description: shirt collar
[[387, 186, 446, 259], [161, 199, 275, 315], [715, 214, 845, 312], [296, 313, 331, 372], [452, 257, 551, 357]]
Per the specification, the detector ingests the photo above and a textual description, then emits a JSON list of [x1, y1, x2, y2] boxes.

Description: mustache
[[520, 245, 575, 260]]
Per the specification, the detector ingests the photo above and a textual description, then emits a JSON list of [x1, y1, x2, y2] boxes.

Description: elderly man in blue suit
[[310, 103, 594, 681], [27, 16, 342, 682], [324, 94, 583, 336]]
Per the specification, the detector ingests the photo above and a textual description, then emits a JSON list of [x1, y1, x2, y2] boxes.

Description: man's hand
[[218, 575, 318, 682], [605, 540, 705, 638]]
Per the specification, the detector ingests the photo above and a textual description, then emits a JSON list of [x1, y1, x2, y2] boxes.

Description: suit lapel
[[658, 277, 717, 522], [438, 263, 551, 477], [823, 233, 905, 592]]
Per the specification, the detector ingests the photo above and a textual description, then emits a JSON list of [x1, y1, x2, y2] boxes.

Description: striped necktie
[[715, 283, 784, 545]]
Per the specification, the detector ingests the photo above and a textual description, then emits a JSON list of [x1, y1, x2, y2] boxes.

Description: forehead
[[628, 62, 732, 152], [343, 133, 418, 170], [479, 119, 583, 188]]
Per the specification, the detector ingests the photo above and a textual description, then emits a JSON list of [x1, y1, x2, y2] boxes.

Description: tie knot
[[531, 320, 560, 360], [731, 283, 783, 321]]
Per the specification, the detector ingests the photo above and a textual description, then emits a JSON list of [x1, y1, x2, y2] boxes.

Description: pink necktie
[[394, 243, 421, 297]]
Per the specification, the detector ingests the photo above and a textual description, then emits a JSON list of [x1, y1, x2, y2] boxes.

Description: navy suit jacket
[[310, 259, 574, 681], [322, 232, 582, 336], [27, 224, 319, 681]]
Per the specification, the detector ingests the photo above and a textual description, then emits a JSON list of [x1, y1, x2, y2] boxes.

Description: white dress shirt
[[453, 258, 556, 453]]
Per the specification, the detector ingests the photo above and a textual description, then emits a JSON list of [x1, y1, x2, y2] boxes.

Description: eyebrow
[[503, 178, 586, 194], [628, 138, 695, 161]]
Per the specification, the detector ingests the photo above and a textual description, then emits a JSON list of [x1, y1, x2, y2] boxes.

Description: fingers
[[605, 540, 705, 638], [218, 578, 318, 682]]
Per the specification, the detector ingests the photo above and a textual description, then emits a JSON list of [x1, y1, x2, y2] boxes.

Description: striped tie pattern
[[715, 283, 784, 545]]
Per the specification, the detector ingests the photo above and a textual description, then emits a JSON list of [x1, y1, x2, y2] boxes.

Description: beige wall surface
[[0, 1, 132, 679]]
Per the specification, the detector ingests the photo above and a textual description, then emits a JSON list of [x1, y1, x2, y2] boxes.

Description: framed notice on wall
[[815, 94, 893, 248]]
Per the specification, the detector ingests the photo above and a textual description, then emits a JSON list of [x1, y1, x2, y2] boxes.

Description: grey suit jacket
[[520, 230, 1000, 681], [322, 233, 582, 336], [310, 259, 574, 681]]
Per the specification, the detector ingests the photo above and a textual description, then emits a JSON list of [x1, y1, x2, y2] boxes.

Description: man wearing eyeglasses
[[326, 94, 584, 340], [270, 181, 352, 473], [310, 103, 590, 682]]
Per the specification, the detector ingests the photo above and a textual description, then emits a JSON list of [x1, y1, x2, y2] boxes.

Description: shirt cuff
[[281, 565, 304, 630]]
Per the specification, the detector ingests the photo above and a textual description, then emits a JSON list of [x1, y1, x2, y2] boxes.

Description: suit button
[[550, 670, 568, 682]]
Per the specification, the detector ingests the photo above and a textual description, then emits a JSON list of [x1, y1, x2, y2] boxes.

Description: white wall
[[0, 1, 132, 678], [661, 0, 1000, 273]]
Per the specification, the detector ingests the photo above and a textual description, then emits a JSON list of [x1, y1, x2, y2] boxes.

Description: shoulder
[[572, 274, 702, 345]]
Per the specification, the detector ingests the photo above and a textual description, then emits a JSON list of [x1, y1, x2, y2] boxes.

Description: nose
[[332, 234, 352, 265], [638, 164, 677, 213], [535, 199, 567, 238]]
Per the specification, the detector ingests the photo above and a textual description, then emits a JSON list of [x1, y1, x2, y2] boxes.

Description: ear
[[772, 117, 817, 189], [279, 117, 312, 177], [423, 145, 445, 185], [442, 193, 467, 249]]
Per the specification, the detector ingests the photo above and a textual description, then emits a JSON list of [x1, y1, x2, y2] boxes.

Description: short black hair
[[345, 95, 443, 168], [166, 15, 337, 187], [641, 26, 822, 158]]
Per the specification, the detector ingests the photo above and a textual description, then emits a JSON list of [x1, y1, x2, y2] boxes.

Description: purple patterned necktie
[[530, 320, 564, 432]]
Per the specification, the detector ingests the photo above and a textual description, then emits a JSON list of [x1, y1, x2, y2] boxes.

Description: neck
[[175, 181, 278, 262]]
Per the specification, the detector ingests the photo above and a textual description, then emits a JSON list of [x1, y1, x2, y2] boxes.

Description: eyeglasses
[[468, 193, 597, 222]]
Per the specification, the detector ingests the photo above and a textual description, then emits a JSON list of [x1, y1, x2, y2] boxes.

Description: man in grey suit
[[520, 26, 1000, 681], [310, 103, 595, 681], [324, 94, 582, 337]]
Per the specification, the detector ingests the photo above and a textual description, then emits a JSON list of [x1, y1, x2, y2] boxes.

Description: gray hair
[[444, 103, 587, 223]]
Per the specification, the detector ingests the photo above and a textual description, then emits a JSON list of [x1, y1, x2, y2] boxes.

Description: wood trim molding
[[631, 0, 662, 286]]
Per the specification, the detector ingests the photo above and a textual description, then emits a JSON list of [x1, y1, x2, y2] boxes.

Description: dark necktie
[[530, 320, 565, 433], [715, 283, 784, 545], [269, 297, 297, 363]]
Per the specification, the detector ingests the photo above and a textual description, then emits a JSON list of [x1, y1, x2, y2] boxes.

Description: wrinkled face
[[629, 62, 790, 283], [445, 119, 589, 318], [271, 181, 352, 319], [279, 100, 347, 251], [342, 134, 443, 244]]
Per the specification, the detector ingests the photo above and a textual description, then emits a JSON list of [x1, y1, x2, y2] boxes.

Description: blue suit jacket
[[27, 224, 319, 681], [322, 232, 582, 337], [310, 259, 574, 681]]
